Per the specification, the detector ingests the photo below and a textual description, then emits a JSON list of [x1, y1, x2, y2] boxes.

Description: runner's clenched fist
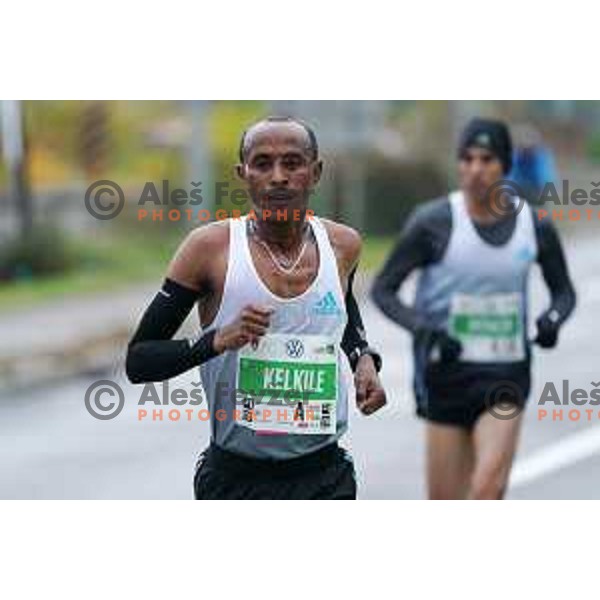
[[213, 304, 274, 353]]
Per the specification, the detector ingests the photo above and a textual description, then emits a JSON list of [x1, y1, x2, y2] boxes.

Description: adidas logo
[[516, 246, 535, 262], [313, 291, 341, 316]]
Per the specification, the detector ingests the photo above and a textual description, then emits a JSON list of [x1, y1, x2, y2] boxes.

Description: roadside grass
[[360, 236, 393, 272], [0, 231, 180, 311]]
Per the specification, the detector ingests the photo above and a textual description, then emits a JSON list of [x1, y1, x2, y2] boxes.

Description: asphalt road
[[1, 227, 598, 499]]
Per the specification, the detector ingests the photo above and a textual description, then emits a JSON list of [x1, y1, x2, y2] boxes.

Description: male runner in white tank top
[[126, 116, 386, 499], [372, 119, 576, 499]]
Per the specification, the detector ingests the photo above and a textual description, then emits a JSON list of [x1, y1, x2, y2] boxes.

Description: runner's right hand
[[435, 330, 463, 362], [417, 326, 463, 363], [213, 305, 274, 353]]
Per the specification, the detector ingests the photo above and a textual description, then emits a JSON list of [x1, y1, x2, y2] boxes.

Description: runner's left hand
[[533, 312, 560, 349], [355, 355, 386, 415]]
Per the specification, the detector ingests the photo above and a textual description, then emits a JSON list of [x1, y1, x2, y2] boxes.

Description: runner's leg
[[426, 422, 474, 499], [468, 411, 524, 500]]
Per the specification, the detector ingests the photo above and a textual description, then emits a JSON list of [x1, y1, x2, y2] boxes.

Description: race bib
[[449, 293, 525, 362], [235, 333, 338, 435]]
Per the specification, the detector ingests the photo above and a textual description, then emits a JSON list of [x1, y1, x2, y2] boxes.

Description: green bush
[[364, 155, 447, 235], [0, 226, 78, 281], [586, 133, 600, 164]]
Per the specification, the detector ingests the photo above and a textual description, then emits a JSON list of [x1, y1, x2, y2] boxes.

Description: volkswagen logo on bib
[[285, 338, 304, 359]]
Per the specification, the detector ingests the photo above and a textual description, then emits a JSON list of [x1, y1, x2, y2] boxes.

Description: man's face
[[236, 121, 322, 221], [458, 147, 504, 201]]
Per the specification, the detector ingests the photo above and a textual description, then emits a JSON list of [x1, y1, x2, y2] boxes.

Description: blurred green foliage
[[364, 155, 447, 235], [10, 100, 267, 194], [0, 228, 180, 310], [586, 132, 600, 164], [0, 225, 78, 280]]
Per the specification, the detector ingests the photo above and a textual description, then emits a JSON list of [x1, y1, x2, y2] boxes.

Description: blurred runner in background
[[372, 118, 576, 499], [509, 124, 558, 201]]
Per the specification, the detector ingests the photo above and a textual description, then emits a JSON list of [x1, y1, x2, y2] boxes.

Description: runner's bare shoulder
[[166, 220, 231, 292], [319, 218, 362, 274]]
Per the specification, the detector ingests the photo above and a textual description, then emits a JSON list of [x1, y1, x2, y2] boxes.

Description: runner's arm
[[370, 205, 442, 334], [322, 219, 382, 373], [125, 278, 218, 384], [534, 216, 577, 326], [341, 267, 367, 352], [341, 266, 382, 372], [125, 226, 224, 384]]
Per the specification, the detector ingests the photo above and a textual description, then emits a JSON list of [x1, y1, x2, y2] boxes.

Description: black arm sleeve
[[125, 278, 218, 384], [341, 267, 368, 354], [371, 201, 449, 334], [341, 266, 382, 372], [534, 216, 577, 325]]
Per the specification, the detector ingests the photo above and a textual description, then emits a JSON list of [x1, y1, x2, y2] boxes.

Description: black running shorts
[[416, 361, 531, 429], [193, 442, 357, 500]]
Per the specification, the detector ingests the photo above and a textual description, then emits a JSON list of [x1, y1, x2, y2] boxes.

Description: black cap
[[458, 118, 513, 174]]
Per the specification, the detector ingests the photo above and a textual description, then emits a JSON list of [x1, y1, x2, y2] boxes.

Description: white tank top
[[199, 215, 352, 459], [415, 190, 538, 363]]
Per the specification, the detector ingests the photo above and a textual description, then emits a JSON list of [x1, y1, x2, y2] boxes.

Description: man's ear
[[235, 163, 246, 181], [311, 159, 323, 188]]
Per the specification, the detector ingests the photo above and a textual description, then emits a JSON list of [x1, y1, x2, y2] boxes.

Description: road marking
[[510, 424, 600, 488]]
